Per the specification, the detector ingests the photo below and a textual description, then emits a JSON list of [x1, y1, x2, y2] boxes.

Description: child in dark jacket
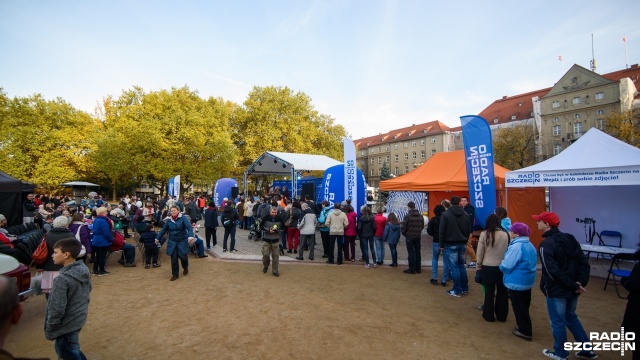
[[139, 224, 161, 269]]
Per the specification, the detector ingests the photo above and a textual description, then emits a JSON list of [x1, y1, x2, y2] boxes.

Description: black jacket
[[463, 204, 475, 231], [261, 214, 283, 241], [401, 209, 424, 240], [357, 215, 376, 239], [438, 206, 471, 246], [36, 228, 74, 271], [184, 202, 199, 221], [539, 228, 590, 298], [203, 206, 219, 228], [427, 217, 442, 243], [220, 206, 239, 227]]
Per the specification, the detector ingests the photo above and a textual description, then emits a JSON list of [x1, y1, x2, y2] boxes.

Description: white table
[[580, 244, 635, 256]]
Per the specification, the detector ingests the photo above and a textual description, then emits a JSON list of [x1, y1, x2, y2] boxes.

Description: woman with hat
[[500, 222, 537, 341]]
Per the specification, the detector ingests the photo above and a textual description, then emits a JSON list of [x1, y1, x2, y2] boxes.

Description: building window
[[421, 150, 425, 158], [378, 156, 381, 164], [404, 166, 409, 174], [360, 150, 365, 156], [411, 140, 417, 147], [404, 142, 408, 148], [431, 149, 436, 155], [552, 101, 561, 109], [361, 161, 365, 168], [385, 145, 389, 151], [378, 146, 381, 152], [553, 117, 560, 122], [595, 92, 604, 100], [572, 97, 581, 105], [420, 139, 425, 145], [597, 119, 605, 130], [574, 113, 581, 119], [394, 154, 399, 162], [385, 155, 389, 163], [431, 137, 436, 144], [404, 153, 408, 160], [574, 122, 582, 136], [370, 158, 374, 164], [377, 169, 381, 176], [394, 167, 398, 175], [553, 144, 562, 155], [553, 125, 561, 136], [597, 109, 604, 115], [394, 144, 398, 150], [412, 152, 417, 159]]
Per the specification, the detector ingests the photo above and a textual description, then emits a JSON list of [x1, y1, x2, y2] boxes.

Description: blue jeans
[[432, 242, 450, 283], [245, 216, 254, 230], [374, 236, 385, 264], [55, 330, 86, 360], [445, 245, 468, 294], [388, 242, 398, 265], [223, 226, 236, 250], [546, 295, 589, 358], [361, 237, 376, 264], [195, 237, 205, 256]]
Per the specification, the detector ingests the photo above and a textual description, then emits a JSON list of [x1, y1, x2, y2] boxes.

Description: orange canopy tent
[[379, 151, 547, 246]]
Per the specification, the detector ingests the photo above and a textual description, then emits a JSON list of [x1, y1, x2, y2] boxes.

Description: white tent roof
[[60, 181, 100, 187], [506, 128, 640, 187], [245, 151, 342, 175]]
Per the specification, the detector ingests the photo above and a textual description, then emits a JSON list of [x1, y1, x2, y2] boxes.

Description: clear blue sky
[[1, 0, 639, 139]]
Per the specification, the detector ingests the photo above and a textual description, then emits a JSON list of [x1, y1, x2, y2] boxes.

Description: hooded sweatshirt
[[325, 209, 348, 235], [438, 205, 471, 246], [44, 261, 92, 340]]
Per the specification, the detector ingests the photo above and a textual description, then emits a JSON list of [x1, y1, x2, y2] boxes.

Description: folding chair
[[599, 230, 622, 247], [105, 249, 124, 270], [189, 242, 199, 257], [604, 252, 637, 299]]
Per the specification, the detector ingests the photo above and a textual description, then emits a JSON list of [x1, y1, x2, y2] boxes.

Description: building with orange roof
[[354, 121, 452, 188]]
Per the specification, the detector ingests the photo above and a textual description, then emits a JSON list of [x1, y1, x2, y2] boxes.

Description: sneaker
[[350, 258, 355, 262], [152, 264, 161, 268], [467, 262, 477, 268], [365, 263, 370, 269], [512, 329, 532, 341], [575, 350, 598, 359], [273, 271, 280, 277], [542, 349, 567, 360], [263, 267, 268, 273], [206, 247, 211, 250], [308, 257, 314, 260], [403, 269, 416, 274], [446, 290, 461, 297], [197, 254, 208, 258], [373, 263, 378, 268], [223, 249, 228, 252], [390, 263, 397, 267], [124, 263, 137, 267], [231, 249, 238, 253], [461, 291, 469, 296], [98, 271, 111, 276], [441, 282, 447, 287], [430, 279, 438, 285], [477, 305, 484, 310], [92, 271, 99, 276], [295, 257, 303, 261], [145, 264, 150, 269]]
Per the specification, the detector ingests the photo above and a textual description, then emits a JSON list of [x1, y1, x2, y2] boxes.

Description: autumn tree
[[603, 109, 639, 148], [230, 86, 348, 177], [93, 86, 235, 198], [0, 89, 99, 190], [493, 123, 536, 170]]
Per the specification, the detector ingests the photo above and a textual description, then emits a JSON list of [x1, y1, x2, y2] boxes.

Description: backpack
[[221, 212, 234, 228], [32, 235, 48, 265]]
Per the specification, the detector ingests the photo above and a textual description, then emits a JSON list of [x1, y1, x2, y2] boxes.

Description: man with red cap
[[534, 211, 597, 360]]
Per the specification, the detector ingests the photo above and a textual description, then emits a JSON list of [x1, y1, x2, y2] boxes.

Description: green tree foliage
[[604, 109, 639, 148], [493, 124, 536, 170], [231, 86, 348, 174], [0, 89, 99, 190], [378, 161, 392, 204], [93, 86, 235, 197]]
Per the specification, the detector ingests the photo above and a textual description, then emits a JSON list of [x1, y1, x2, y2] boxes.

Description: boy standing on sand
[[45, 238, 92, 360]]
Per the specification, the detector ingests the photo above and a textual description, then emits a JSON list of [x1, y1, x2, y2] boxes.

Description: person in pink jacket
[[343, 206, 358, 262]]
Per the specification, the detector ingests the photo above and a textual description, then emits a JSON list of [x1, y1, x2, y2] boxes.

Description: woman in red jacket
[[343, 206, 357, 262]]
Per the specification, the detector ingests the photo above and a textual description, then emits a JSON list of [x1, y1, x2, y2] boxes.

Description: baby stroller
[[248, 218, 261, 241]]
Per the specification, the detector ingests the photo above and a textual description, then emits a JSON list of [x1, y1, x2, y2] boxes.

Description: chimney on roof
[[502, 96, 508, 100], [631, 64, 639, 69]]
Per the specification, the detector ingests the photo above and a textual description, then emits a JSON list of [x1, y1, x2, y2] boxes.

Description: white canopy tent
[[506, 128, 640, 248], [243, 151, 342, 197]]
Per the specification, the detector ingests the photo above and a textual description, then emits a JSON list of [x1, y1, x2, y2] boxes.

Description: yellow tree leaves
[[604, 109, 639, 148]]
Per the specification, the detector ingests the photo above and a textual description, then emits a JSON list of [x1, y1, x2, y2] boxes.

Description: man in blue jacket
[[534, 211, 597, 360]]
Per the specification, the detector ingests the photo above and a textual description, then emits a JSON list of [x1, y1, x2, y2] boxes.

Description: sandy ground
[[5, 247, 632, 360]]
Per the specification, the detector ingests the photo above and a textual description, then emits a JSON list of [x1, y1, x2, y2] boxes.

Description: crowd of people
[[1, 189, 638, 360]]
